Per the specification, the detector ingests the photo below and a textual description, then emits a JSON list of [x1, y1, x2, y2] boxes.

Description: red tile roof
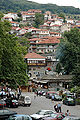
[[11, 27, 21, 30], [24, 52, 46, 59], [10, 21, 18, 24], [51, 25, 61, 27], [36, 37, 60, 44], [29, 38, 41, 41], [50, 32, 60, 34]]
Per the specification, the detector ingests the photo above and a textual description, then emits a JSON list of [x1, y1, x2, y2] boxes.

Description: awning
[[32, 79, 49, 84], [39, 80, 49, 83]]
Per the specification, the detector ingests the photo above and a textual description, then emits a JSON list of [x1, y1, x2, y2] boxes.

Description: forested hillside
[[0, 0, 80, 14]]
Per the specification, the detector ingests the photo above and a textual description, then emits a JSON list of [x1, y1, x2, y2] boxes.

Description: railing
[[28, 63, 46, 66]]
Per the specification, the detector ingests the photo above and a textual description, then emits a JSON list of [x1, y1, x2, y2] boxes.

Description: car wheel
[[28, 104, 31, 107], [66, 102, 69, 106], [22, 103, 25, 107]]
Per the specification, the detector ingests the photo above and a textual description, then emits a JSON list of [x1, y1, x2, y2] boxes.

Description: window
[[24, 116, 30, 120]]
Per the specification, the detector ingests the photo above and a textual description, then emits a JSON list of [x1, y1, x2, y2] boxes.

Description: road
[[9, 92, 80, 117]]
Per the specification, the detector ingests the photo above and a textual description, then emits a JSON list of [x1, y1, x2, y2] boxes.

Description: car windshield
[[55, 95, 61, 98], [67, 98, 73, 101], [36, 110, 46, 115], [26, 97, 30, 100], [12, 100, 17, 102], [50, 114, 57, 118]]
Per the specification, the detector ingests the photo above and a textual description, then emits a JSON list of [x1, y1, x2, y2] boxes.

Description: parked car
[[5, 98, 18, 108], [46, 91, 57, 99], [53, 94, 62, 101], [30, 110, 55, 120], [8, 114, 32, 120], [63, 96, 75, 106], [62, 115, 80, 120], [0, 109, 17, 120], [42, 113, 65, 120], [0, 91, 7, 99], [38, 90, 46, 96], [0, 99, 6, 108], [18, 96, 31, 106]]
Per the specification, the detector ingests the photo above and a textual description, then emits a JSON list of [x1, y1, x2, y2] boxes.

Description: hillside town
[[0, 8, 80, 120], [2, 9, 80, 89]]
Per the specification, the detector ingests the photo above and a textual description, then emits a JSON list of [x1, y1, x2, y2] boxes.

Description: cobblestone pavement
[[9, 92, 80, 117]]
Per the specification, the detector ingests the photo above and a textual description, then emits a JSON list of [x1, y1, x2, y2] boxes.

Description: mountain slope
[[0, 0, 80, 14]]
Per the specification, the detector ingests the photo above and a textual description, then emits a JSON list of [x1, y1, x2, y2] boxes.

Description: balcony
[[28, 63, 46, 66]]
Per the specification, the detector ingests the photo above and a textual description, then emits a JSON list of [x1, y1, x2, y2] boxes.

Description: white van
[[18, 96, 31, 106]]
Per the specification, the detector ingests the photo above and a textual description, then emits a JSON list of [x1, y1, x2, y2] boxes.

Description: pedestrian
[[36, 91, 38, 96], [34, 93, 36, 99], [57, 102, 62, 113], [65, 110, 71, 116], [52, 95, 54, 101], [54, 104, 58, 112]]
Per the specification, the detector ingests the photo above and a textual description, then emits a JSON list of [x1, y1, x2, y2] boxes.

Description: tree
[[57, 28, 80, 86], [24, 32, 32, 39], [58, 13, 66, 23], [56, 63, 62, 74], [0, 16, 28, 88], [33, 13, 44, 28], [17, 37, 30, 55]]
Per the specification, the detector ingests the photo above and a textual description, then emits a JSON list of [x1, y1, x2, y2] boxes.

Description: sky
[[28, 0, 80, 8]]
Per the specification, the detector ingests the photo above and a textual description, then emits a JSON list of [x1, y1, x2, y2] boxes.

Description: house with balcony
[[22, 12, 35, 23], [10, 21, 19, 27], [3, 12, 18, 21], [44, 11, 52, 21], [28, 38, 42, 52], [49, 32, 61, 37], [24, 52, 46, 79], [50, 25, 61, 32], [36, 36, 60, 54], [60, 23, 71, 33]]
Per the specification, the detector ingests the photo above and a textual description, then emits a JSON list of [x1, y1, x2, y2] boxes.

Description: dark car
[[0, 100, 6, 108], [0, 109, 17, 120], [63, 95, 75, 106], [8, 114, 32, 120], [5, 98, 18, 108], [42, 113, 65, 120], [0, 91, 7, 99], [46, 91, 57, 99], [53, 95, 62, 101]]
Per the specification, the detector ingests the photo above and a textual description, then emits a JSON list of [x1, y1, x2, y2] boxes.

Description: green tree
[[0, 16, 28, 88], [24, 32, 32, 39], [57, 28, 80, 86], [58, 13, 66, 23], [56, 63, 62, 74], [33, 13, 44, 28], [17, 37, 30, 55]]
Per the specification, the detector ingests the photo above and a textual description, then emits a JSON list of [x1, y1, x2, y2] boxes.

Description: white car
[[30, 110, 55, 119], [18, 96, 31, 106]]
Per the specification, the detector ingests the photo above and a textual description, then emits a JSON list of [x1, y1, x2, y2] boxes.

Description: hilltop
[[0, 0, 80, 14]]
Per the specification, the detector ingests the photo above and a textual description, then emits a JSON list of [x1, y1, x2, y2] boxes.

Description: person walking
[[65, 110, 71, 116], [52, 95, 54, 101], [57, 102, 62, 113], [54, 104, 58, 112]]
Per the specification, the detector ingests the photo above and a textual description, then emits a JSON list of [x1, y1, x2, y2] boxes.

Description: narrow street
[[9, 92, 80, 117]]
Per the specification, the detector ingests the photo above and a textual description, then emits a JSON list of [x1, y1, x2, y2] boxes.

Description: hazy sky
[[28, 0, 80, 8]]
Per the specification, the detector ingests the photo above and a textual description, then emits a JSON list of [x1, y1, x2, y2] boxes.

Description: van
[[18, 96, 31, 106]]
